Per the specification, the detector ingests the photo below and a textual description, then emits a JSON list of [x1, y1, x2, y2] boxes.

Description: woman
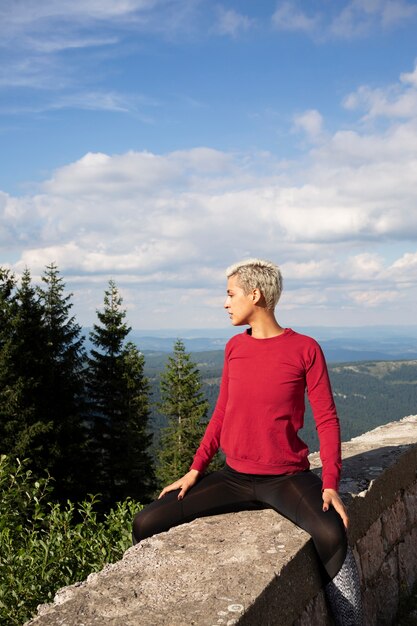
[[132, 258, 363, 625]]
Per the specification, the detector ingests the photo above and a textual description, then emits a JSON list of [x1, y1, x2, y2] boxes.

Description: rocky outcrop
[[26, 415, 417, 626]]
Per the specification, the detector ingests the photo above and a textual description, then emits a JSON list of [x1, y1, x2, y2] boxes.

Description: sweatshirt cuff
[[322, 475, 339, 491], [190, 458, 207, 473]]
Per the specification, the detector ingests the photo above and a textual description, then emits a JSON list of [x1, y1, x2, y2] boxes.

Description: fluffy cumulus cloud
[[2, 63, 417, 327], [293, 109, 324, 142], [344, 69, 417, 120]]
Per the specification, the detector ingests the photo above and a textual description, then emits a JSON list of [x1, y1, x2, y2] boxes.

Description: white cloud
[[348, 289, 398, 307], [342, 253, 384, 280], [4, 124, 417, 270], [380, 0, 417, 26], [0, 0, 198, 93], [16, 239, 198, 276], [280, 259, 334, 281], [330, 0, 417, 38], [214, 7, 253, 37], [401, 64, 417, 88], [0, 55, 70, 90], [0, 0, 159, 34], [26, 35, 120, 54], [387, 251, 417, 282], [272, 2, 319, 33], [279, 288, 329, 310], [43, 151, 181, 195], [0, 87, 158, 118], [293, 109, 324, 142], [272, 0, 417, 40], [344, 81, 417, 121], [3, 62, 417, 326]]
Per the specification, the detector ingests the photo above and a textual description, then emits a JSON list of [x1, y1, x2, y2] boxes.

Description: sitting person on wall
[[132, 258, 363, 626]]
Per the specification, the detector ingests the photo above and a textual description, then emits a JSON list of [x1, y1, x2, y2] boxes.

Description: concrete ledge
[[26, 415, 417, 626]]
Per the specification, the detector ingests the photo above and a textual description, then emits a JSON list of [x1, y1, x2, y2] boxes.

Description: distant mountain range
[[123, 325, 417, 363], [81, 325, 417, 365]]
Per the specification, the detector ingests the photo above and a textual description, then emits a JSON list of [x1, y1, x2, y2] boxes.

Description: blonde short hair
[[226, 258, 283, 310]]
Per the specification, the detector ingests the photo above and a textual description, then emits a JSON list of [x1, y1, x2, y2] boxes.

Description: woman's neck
[[248, 314, 284, 339]]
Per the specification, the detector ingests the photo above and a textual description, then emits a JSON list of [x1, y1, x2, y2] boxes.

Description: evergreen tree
[[156, 339, 209, 487], [0, 268, 17, 453], [87, 281, 154, 504], [119, 342, 155, 501], [0, 268, 16, 394], [37, 263, 87, 500], [0, 268, 50, 470], [0, 267, 15, 332]]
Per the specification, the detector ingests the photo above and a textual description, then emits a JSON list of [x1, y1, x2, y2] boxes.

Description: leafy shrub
[[0, 455, 142, 625]]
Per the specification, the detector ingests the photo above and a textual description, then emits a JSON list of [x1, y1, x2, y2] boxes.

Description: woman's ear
[[252, 288, 262, 304]]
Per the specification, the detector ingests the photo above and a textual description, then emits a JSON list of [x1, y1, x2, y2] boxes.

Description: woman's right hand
[[158, 469, 200, 500]]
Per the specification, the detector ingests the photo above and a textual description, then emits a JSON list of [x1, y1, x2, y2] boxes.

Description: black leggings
[[132, 465, 347, 580]]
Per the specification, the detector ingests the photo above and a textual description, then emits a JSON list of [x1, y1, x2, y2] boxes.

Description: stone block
[[404, 481, 417, 526], [366, 548, 399, 626], [381, 495, 408, 550], [356, 518, 384, 582], [293, 590, 331, 626], [398, 527, 417, 593]]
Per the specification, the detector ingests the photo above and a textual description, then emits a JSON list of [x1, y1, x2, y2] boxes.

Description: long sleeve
[[190, 353, 229, 473], [306, 344, 341, 491]]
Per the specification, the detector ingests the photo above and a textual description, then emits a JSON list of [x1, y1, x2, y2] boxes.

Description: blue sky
[[1, 0, 417, 330]]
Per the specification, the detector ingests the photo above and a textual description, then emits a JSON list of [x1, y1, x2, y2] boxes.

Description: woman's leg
[[132, 467, 260, 544], [254, 471, 363, 625], [133, 468, 362, 624], [324, 547, 363, 626]]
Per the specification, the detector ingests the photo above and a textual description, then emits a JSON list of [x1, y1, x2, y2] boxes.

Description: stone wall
[[26, 415, 417, 626]]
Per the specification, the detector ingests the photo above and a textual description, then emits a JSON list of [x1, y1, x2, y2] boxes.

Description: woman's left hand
[[322, 488, 349, 529]]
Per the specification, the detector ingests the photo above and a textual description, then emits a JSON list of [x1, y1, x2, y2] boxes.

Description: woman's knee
[[132, 507, 155, 544], [131, 491, 183, 544], [313, 511, 347, 577]]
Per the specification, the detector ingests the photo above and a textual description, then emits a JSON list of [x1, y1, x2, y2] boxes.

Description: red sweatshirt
[[190, 328, 341, 491]]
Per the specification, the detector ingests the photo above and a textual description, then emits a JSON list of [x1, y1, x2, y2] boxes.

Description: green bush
[[0, 455, 142, 625]]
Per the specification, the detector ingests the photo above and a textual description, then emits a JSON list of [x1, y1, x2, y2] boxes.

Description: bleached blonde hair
[[226, 258, 283, 311]]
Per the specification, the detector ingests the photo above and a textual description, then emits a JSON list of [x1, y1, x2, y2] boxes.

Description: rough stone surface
[[356, 518, 384, 582], [398, 526, 417, 592], [25, 415, 417, 626]]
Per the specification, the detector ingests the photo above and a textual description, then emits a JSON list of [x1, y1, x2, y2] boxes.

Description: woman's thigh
[[132, 468, 259, 543], [255, 471, 347, 579]]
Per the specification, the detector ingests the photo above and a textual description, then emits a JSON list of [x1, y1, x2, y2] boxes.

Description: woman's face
[[224, 274, 256, 326]]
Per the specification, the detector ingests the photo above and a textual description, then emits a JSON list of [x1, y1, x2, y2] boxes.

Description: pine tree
[[119, 341, 155, 501], [87, 281, 154, 504], [0, 267, 15, 331], [0, 268, 18, 452], [0, 268, 51, 469], [0, 268, 16, 387], [156, 339, 209, 487], [37, 263, 87, 500]]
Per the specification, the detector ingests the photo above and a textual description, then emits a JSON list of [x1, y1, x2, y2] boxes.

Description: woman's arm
[[189, 350, 230, 473], [305, 341, 348, 525], [159, 348, 230, 500], [305, 341, 342, 491]]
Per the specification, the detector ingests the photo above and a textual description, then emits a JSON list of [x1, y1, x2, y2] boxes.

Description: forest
[[0, 265, 213, 624], [1, 264, 417, 624]]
